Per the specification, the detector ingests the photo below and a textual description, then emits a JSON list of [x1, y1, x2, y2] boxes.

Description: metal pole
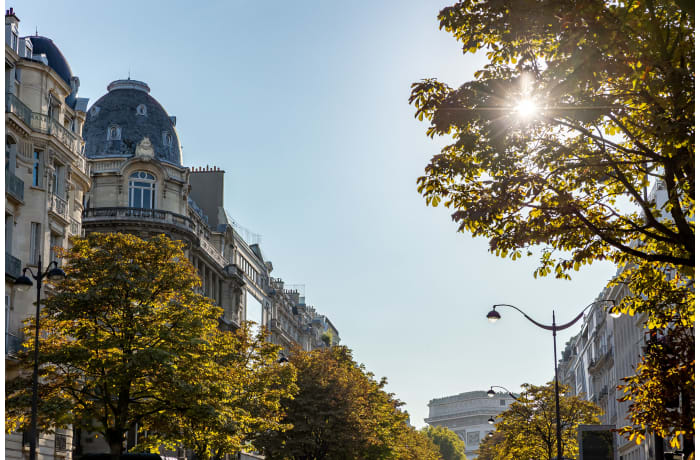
[[552, 310, 562, 460], [29, 256, 42, 460]]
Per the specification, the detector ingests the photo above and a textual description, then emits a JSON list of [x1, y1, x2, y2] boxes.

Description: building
[[5, 8, 340, 459], [5, 7, 89, 459], [424, 390, 514, 459]]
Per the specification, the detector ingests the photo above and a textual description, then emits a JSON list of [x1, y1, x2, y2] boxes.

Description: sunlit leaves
[[5, 233, 295, 459], [475, 382, 601, 460]]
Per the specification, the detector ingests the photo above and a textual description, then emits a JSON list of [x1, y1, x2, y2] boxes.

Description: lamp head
[[14, 271, 33, 292], [487, 431, 494, 438], [488, 416, 495, 425], [486, 388, 496, 398], [608, 304, 622, 319], [47, 266, 66, 282], [487, 307, 501, 323]]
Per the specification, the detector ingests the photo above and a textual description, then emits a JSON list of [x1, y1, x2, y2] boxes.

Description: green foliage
[[410, 0, 694, 443], [256, 346, 428, 460], [422, 425, 467, 460], [475, 382, 601, 460], [5, 233, 295, 460], [409, 0, 693, 279]]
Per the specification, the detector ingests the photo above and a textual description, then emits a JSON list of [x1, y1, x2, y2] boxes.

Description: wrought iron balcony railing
[[5, 331, 23, 356], [5, 92, 32, 126], [6, 170, 24, 202], [5, 252, 21, 279]]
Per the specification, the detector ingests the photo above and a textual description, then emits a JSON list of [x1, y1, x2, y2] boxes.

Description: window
[[107, 125, 121, 141], [49, 234, 62, 265], [136, 104, 147, 116], [163, 132, 172, 146], [128, 171, 156, 209], [51, 162, 65, 198], [32, 149, 42, 187], [500, 399, 506, 406], [30, 222, 42, 265]]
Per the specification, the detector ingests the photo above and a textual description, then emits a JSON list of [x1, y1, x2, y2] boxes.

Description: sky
[[15, 0, 617, 426]]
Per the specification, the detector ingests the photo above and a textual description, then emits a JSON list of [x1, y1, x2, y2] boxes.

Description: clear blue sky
[[17, 0, 616, 426]]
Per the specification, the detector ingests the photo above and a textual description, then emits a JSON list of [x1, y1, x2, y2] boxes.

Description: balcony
[[69, 217, 81, 236], [6, 252, 21, 279], [49, 194, 69, 222], [6, 171, 24, 202], [5, 332, 23, 356], [5, 92, 32, 126], [6, 94, 84, 158], [83, 207, 196, 236]]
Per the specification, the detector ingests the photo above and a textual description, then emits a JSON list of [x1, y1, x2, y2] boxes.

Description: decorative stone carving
[[134, 137, 154, 159]]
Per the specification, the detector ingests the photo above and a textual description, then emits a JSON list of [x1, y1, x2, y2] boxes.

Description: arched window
[[128, 171, 156, 209]]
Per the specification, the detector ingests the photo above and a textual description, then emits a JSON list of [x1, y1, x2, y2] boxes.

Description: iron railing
[[49, 194, 69, 220], [6, 171, 24, 202], [83, 207, 196, 232], [5, 94, 83, 155], [6, 332, 23, 356], [5, 92, 31, 126], [6, 252, 21, 278]]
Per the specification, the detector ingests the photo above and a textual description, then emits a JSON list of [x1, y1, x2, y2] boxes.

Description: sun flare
[[514, 98, 538, 118]]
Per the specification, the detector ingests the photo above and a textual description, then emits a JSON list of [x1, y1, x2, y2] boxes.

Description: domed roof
[[28, 36, 72, 86], [83, 79, 182, 166]]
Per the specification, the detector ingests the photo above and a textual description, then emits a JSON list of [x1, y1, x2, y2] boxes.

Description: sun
[[514, 98, 538, 118]]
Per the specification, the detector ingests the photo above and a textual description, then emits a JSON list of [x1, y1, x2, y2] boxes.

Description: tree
[[139, 324, 297, 460], [477, 382, 601, 460], [4, 233, 293, 460], [618, 324, 694, 456], [256, 346, 414, 460], [422, 425, 467, 460], [394, 424, 444, 460], [409, 0, 694, 441]]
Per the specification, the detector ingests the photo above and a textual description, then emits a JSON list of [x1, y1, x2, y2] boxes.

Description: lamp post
[[486, 299, 615, 460], [486, 385, 518, 425], [13, 256, 66, 460]]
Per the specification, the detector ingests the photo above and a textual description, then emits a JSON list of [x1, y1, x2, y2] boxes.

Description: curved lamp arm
[[488, 385, 518, 400], [491, 299, 616, 332]]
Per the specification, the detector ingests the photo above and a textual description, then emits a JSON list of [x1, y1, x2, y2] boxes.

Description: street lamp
[[14, 256, 66, 460], [486, 299, 615, 460], [486, 385, 518, 425]]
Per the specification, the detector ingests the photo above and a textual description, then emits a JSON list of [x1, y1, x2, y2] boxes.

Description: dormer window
[[136, 104, 147, 116], [107, 125, 121, 141], [163, 132, 172, 146], [90, 106, 100, 118]]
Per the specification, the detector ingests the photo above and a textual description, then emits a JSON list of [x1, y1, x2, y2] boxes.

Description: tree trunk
[[105, 428, 124, 460]]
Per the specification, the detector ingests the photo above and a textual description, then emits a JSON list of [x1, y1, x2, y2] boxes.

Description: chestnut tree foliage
[[422, 425, 467, 460], [256, 346, 442, 460], [5, 233, 296, 460], [475, 382, 601, 460], [410, 0, 693, 443]]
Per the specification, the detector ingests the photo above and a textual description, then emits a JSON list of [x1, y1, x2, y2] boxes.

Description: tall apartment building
[[5, 7, 90, 459], [425, 391, 514, 459]]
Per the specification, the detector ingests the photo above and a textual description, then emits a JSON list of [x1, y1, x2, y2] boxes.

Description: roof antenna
[[35, 27, 38, 36], [128, 67, 131, 80]]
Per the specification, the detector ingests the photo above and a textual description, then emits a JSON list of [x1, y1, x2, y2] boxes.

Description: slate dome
[[29, 36, 72, 85], [83, 79, 182, 166]]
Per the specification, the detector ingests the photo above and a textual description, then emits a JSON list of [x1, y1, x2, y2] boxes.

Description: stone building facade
[[5, 7, 89, 459], [424, 391, 514, 459]]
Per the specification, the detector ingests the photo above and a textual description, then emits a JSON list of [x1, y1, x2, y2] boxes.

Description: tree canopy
[[475, 382, 601, 460], [5, 233, 295, 460], [422, 425, 467, 460], [256, 346, 430, 460], [410, 0, 694, 442]]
